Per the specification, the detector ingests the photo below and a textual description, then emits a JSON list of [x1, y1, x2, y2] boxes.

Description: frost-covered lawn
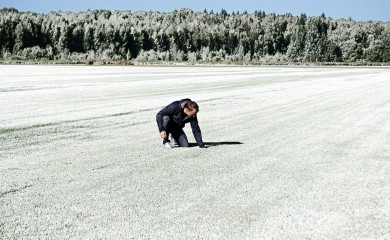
[[1, 65, 389, 239]]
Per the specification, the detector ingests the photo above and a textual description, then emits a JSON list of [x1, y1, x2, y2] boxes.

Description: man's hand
[[160, 131, 167, 139]]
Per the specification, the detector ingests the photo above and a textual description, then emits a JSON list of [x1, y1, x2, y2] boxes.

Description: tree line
[[0, 7, 389, 63]]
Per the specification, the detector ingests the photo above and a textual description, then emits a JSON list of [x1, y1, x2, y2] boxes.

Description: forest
[[0, 7, 389, 63]]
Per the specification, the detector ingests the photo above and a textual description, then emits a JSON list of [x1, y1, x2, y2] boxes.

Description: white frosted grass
[[1, 65, 390, 239]]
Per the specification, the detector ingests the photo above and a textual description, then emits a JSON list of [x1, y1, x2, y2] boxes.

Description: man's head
[[183, 101, 199, 117]]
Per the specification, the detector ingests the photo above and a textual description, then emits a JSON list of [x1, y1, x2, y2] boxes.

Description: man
[[156, 98, 205, 149]]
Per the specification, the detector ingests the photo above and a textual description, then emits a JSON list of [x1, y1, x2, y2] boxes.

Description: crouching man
[[156, 98, 205, 149]]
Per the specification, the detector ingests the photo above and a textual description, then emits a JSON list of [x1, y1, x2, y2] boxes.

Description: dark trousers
[[162, 115, 189, 147]]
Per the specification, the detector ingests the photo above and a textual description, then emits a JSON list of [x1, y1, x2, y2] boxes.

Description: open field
[[1, 65, 389, 239]]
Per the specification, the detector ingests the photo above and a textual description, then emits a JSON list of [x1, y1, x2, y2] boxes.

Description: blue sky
[[1, 0, 389, 22]]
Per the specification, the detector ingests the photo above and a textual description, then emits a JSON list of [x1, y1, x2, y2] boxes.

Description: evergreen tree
[[0, 7, 389, 63]]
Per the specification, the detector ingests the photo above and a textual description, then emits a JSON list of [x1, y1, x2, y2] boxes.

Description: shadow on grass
[[189, 141, 243, 148]]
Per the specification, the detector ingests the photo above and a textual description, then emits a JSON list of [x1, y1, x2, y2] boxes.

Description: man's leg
[[172, 128, 189, 147], [162, 116, 189, 147]]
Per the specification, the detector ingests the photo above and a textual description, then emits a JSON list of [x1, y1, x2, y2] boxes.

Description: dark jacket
[[156, 98, 204, 147]]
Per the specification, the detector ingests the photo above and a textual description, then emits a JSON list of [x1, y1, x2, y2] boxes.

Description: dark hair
[[184, 101, 199, 111]]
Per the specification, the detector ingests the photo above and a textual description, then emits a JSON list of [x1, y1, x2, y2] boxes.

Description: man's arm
[[190, 117, 205, 148]]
